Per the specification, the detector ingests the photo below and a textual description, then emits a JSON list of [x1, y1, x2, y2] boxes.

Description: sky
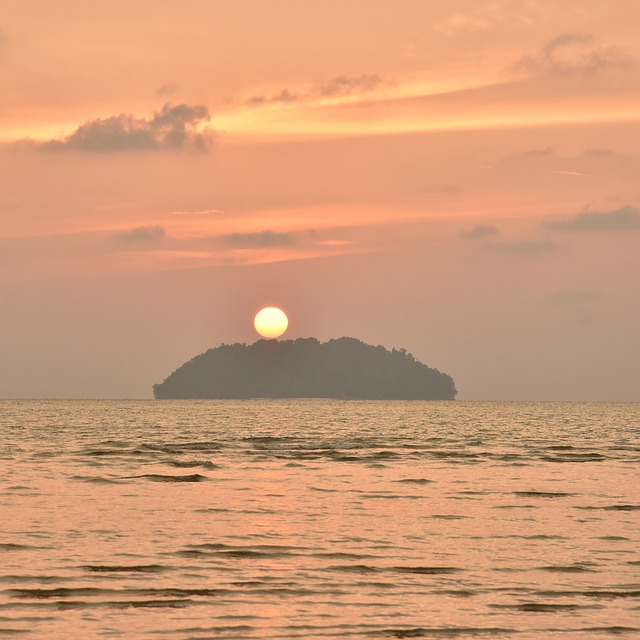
[[1, 0, 639, 400]]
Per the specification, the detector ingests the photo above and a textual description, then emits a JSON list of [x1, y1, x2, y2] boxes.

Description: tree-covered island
[[153, 337, 457, 400]]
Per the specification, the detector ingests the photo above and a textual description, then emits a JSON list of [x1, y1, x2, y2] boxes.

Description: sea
[[0, 400, 638, 639]]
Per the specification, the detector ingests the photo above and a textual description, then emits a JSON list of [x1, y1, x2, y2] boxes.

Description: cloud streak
[[40, 103, 215, 152], [554, 170, 594, 177], [460, 224, 500, 240], [514, 33, 633, 75], [115, 225, 166, 243], [220, 231, 296, 248], [433, 2, 541, 36], [244, 74, 387, 107], [544, 206, 640, 232], [155, 83, 178, 97]]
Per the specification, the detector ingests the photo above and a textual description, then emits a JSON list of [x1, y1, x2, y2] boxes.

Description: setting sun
[[254, 307, 288, 339]]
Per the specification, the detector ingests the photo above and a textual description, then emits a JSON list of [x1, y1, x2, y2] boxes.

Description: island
[[153, 337, 457, 400]]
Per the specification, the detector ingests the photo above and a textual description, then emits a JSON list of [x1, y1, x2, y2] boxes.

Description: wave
[[123, 473, 209, 482], [490, 603, 596, 612], [81, 564, 168, 574], [69, 475, 125, 484], [392, 566, 461, 575], [61, 433, 635, 469], [57, 599, 192, 610], [601, 504, 640, 511], [579, 627, 640, 635], [576, 504, 640, 511], [0, 544, 49, 552], [540, 452, 607, 462], [312, 552, 377, 560], [360, 493, 425, 500], [165, 625, 256, 637], [513, 491, 574, 498], [80, 449, 127, 457], [326, 564, 380, 574], [0, 575, 67, 584], [5, 587, 229, 605], [383, 627, 516, 637], [534, 589, 640, 599], [165, 459, 220, 469], [8, 587, 108, 599], [139, 441, 224, 453], [538, 564, 597, 573], [169, 543, 305, 560], [325, 565, 461, 575]]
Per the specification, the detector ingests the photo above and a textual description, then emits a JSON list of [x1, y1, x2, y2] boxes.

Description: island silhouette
[[153, 337, 457, 400]]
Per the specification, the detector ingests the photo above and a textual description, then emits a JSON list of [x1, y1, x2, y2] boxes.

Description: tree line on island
[[153, 337, 457, 400]]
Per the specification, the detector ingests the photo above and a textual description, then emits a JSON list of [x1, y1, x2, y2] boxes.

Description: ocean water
[[0, 400, 638, 639]]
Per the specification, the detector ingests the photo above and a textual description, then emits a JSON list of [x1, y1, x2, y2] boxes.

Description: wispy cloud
[[244, 74, 388, 107], [522, 147, 554, 158], [554, 170, 594, 177], [460, 224, 500, 240], [155, 83, 178, 97], [318, 74, 386, 97], [220, 231, 296, 248], [581, 148, 614, 159], [39, 103, 215, 152], [115, 225, 166, 243], [514, 33, 633, 75], [245, 89, 299, 107], [544, 205, 640, 232], [434, 2, 541, 36]]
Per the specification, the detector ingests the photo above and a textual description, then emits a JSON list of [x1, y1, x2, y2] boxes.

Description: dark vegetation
[[153, 337, 457, 400]]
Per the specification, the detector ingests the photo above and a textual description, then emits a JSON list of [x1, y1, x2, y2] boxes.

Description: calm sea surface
[[0, 400, 638, 639]]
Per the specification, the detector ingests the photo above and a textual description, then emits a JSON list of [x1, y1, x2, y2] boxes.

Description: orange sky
[[1, 1, 639, 399]]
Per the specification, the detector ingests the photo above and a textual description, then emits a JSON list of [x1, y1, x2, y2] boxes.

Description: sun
[[254, 307, 288, 339]]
